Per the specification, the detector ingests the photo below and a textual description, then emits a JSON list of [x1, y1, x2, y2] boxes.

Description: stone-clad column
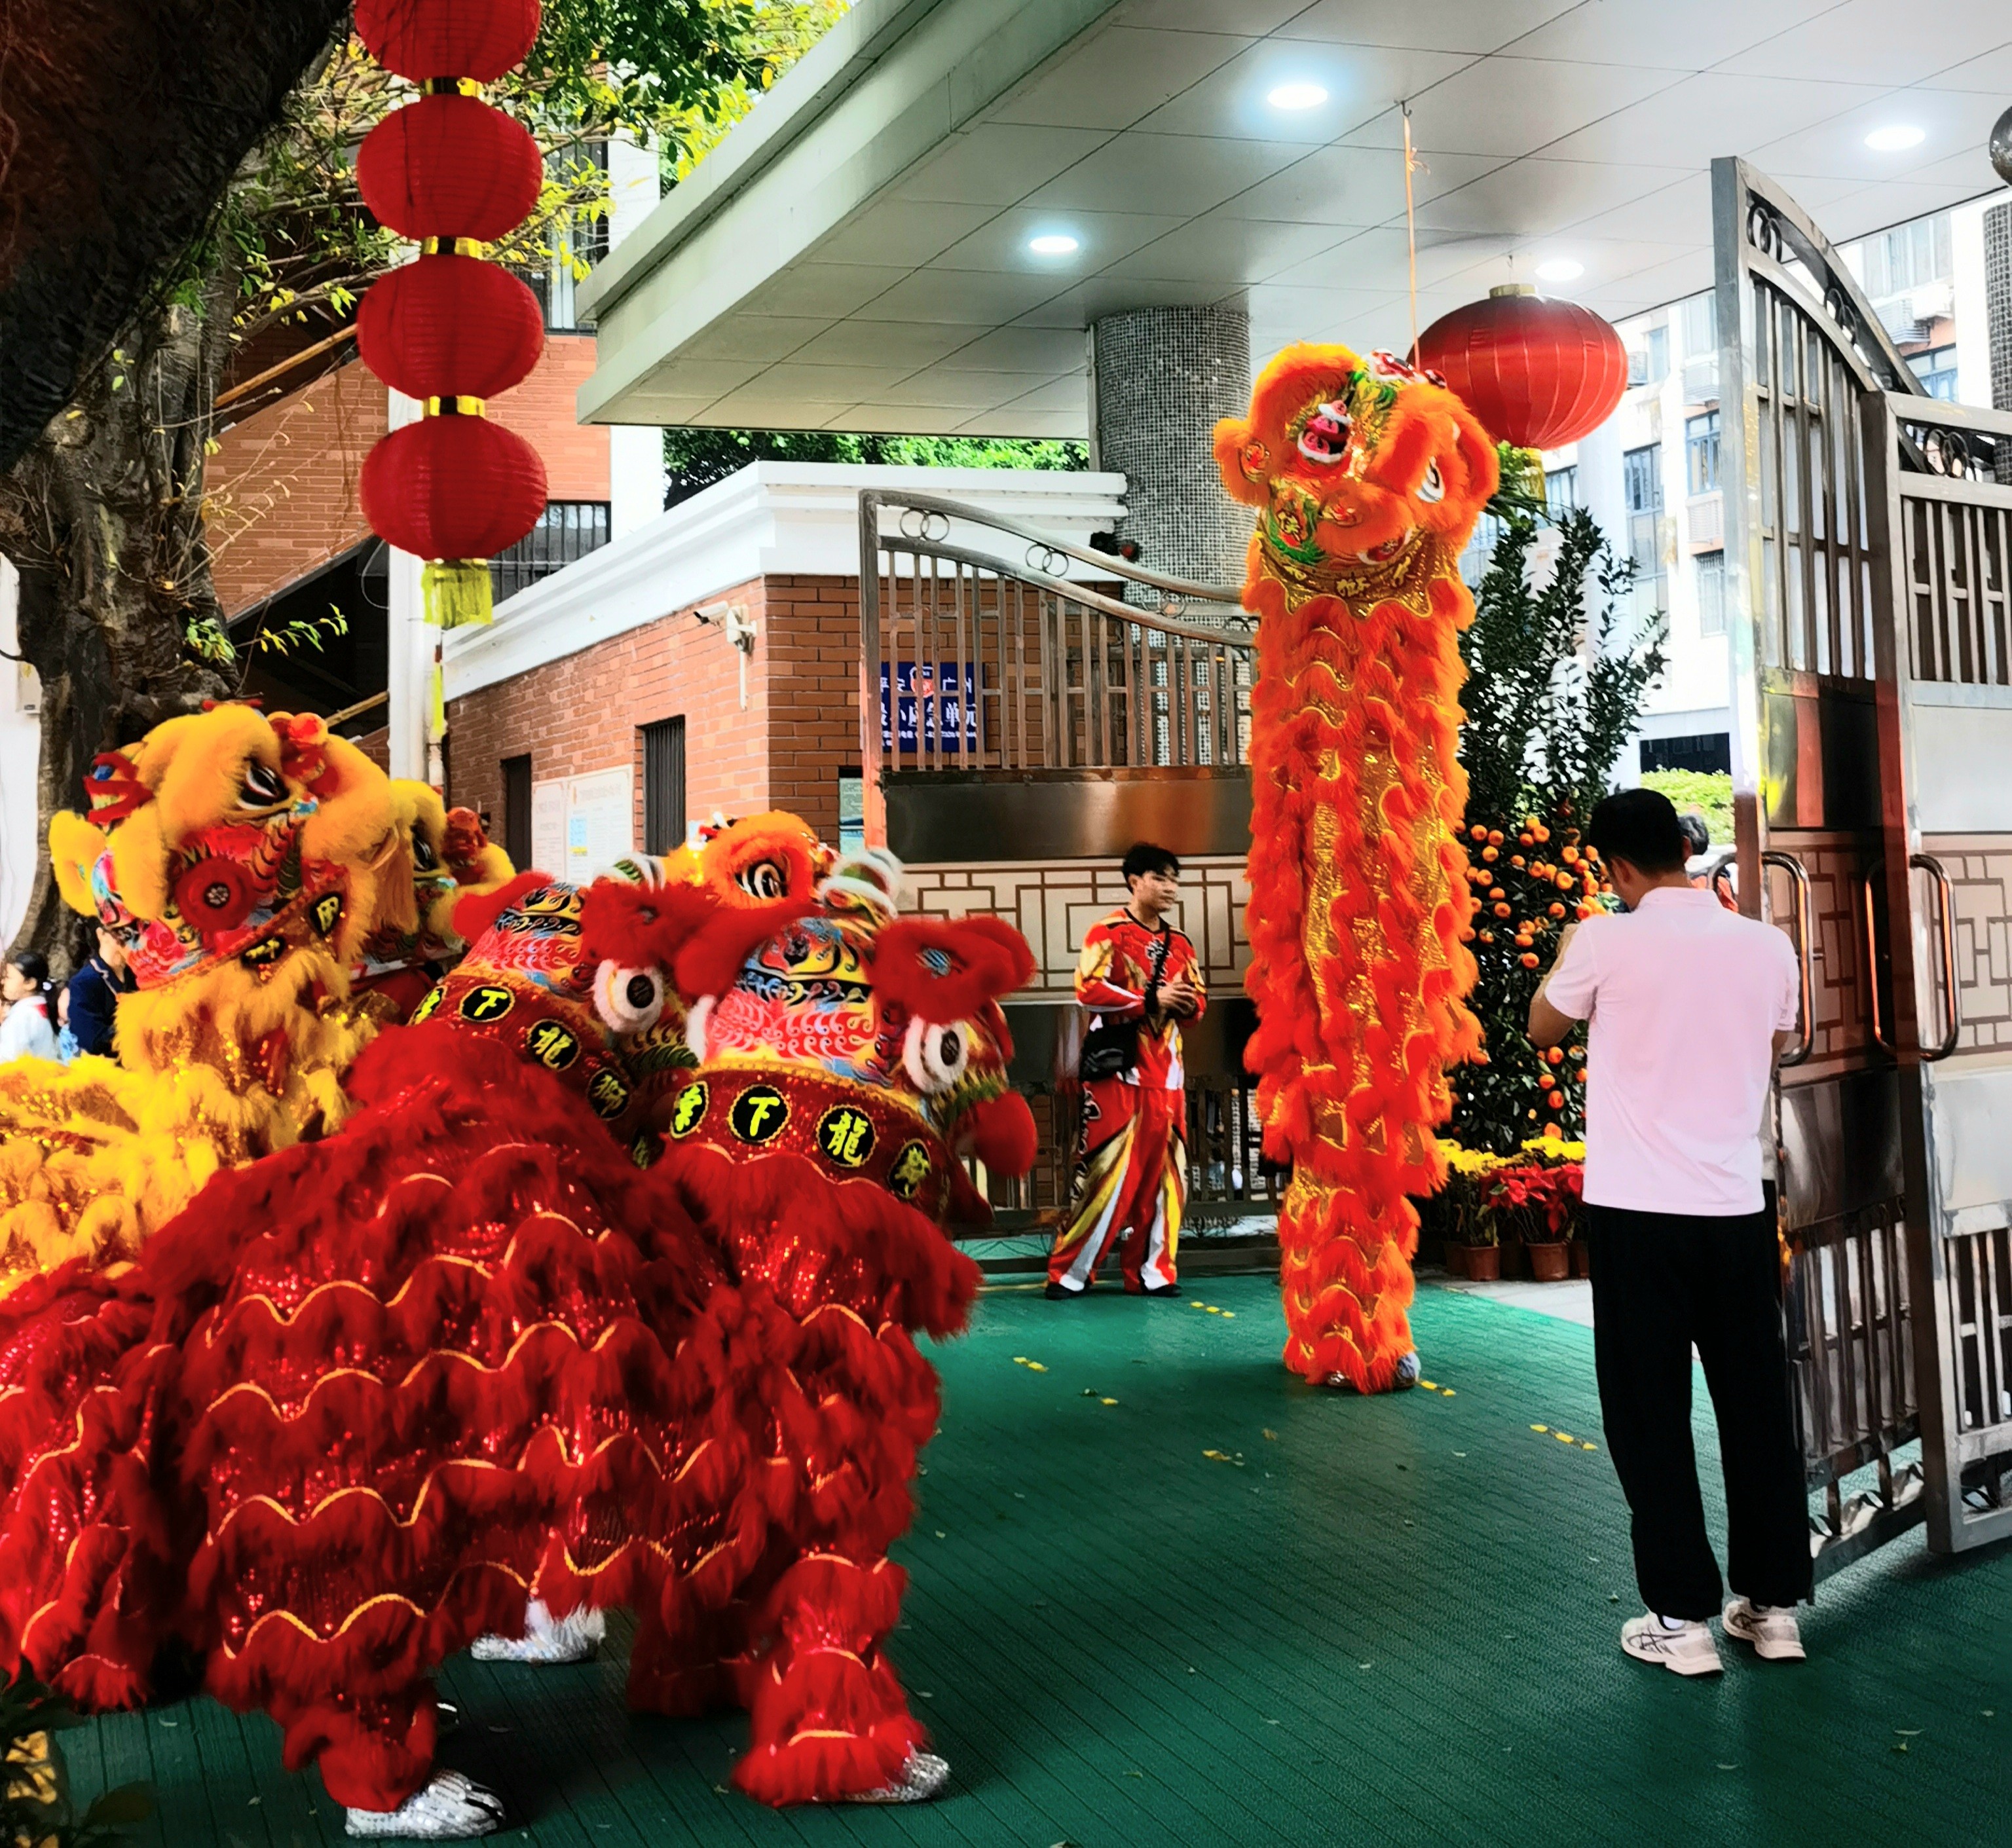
[[1089, 305, 1252, 589]]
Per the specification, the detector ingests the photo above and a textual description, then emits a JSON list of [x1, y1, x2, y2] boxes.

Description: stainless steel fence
[[857, 492, 1254, 818]]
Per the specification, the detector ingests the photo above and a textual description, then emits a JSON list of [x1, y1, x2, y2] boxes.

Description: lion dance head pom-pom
[[1214, 344, 1497, 1393]]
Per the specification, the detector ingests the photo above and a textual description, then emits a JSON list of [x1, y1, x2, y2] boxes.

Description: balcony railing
[[858, 491, 1254, 799]]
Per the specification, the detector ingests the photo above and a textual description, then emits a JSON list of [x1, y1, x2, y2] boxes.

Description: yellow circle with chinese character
[[816, 1104, 877, 1169], [311, 892, 343, 938], [410, 985, 445, 1024], [458, 984, 515, 1024], [525, 1019, 582, 1071], [586, 1065, 631, 1120], [729, 1084, 790, 1145], [887, 1139, 933, 1201], [667, 1081, 711, 1139]]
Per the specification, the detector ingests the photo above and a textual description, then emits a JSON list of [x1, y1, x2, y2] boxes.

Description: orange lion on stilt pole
[[1214, 344, 1497, 1393]]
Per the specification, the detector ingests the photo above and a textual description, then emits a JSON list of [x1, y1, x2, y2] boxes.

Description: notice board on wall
[[529, 767, 633, 879]]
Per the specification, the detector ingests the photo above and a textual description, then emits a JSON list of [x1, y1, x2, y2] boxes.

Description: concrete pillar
[[1089, 304, 1252, 591], [1986, 198, 2012, 481], [383, 387, 438, 784]]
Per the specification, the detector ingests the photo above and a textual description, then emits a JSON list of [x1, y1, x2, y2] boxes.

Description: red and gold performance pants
[[1047, 1081, 1187, 1294]]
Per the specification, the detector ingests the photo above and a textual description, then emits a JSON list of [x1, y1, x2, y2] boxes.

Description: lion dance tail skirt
[[1216, 344, 1497, 1392]]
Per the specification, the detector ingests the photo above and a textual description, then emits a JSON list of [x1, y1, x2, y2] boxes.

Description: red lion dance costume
[[0, 758, 1032, 1833], [1214, 345, 1497, 1393]]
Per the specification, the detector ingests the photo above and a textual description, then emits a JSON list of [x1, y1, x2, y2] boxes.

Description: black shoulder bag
[[1079, 925, 1172, 1082]]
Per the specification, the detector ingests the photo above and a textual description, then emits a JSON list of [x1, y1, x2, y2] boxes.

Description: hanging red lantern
[[358, 255, 544, 401], [362, 416, 548, 567], [354, 0, 542, 83], [1416, 286, 1627, 452], [356, 94, 542, 242]]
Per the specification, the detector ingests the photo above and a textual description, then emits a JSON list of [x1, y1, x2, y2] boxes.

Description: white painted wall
[[603, 135, 667, 534], [446, 461, 1128, 700], [0, 561, 42, 946]]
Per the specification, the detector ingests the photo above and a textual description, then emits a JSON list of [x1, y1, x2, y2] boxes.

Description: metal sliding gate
[[1716, 158, 2012, 1576]]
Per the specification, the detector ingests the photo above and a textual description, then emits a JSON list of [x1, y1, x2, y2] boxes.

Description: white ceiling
[[582, 0, 2012, 437]]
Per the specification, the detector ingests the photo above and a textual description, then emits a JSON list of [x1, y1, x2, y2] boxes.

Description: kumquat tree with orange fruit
[[1449, 481, 1664, 1153]]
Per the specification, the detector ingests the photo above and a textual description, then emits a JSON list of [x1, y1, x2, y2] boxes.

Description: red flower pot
[[1464, 1244, 1501, 1282]]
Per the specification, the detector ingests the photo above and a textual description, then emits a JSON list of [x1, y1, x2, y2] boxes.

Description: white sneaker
[[469, 1599, 606, 1665], [1723, 1597, 1806, 1661], [846, 1751, 950, 1804], [1620, 1612, 1723, 1676], [345, 1770, 504, 1838]]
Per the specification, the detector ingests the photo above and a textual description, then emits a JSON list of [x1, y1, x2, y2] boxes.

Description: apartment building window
[[838, 769, 865, 853], [641, 717, 686, 856], [1862, 213, 1952, 299], [1544, 466, 1579, 516], [1624, 443, 1666, 616], [1681, 291, 1717, 358], [1685, 411, 1721, 495], [525, 139, 610, 331], [489, 502, 610, 602], [1908, 345, 1958, 400], [1680, 292, 1719, 403], [1627, 323, 1669, 388], [502, 754, 532, 873], [1641, 733, 1732, 776], [1696, 551, 1728, 638]]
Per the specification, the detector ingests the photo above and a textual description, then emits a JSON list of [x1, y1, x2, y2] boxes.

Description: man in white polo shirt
[[1529, 788, 1810, 1677]]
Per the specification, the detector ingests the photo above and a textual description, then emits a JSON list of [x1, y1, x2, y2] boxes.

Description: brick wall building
[[208, 335, 614, 621], [441, 462, 1130, 878]]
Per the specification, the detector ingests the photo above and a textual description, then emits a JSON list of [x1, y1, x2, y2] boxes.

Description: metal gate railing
[[1719, 155, 2012, 1573], [857, 492, 1253, 826]]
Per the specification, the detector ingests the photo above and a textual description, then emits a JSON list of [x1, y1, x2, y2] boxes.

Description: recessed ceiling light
[[1266, 81, 1329, 111], [1027, 233, 1080, 257], [1865, 124, 1925, 151], [1536, 259, 1584, 283]]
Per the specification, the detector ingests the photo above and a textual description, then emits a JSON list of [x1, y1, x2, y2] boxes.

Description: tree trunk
[[0, 291, 235, 971]]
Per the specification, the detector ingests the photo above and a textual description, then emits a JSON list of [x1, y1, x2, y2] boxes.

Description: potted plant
[[1432, 1142, 1506, 1279], [1516, 1135, 1588, 1276], [1481, 1161, 1582, 1282]]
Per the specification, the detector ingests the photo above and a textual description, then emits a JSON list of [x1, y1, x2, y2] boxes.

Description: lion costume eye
[[239, 760, 286, 809], [737, 858, 786, 900], [903, 1018, 973, 1094], [413, 834, 438, 871], [1417, 460, 1447, 505], [593, 960, 666, 1034]]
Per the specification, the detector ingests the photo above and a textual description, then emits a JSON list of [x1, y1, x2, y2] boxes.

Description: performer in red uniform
[[1047, 843, 1204, 1299]]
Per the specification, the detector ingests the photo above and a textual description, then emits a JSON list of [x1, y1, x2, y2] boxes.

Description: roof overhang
[[578, 0, 2012, 438]]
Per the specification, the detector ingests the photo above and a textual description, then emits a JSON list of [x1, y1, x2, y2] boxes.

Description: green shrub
[[1640, 769, 1734, 843]]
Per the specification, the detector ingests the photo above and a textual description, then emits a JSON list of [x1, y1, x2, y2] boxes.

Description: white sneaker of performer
[[1722, 1596, 1806, 1661], [1620, 1610, 1723, 1676], [345, 1770, 504, 1839], [846, 1751, 952, 1804], [469, 1599, 606, 1665]]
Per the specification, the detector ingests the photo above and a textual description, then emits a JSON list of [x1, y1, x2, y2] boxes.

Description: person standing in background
[[1529, 788, 1810, 1676], [1047, 843, 1203, 1300], [0, 952, 61, 1062], [63, 925, 136, 1060]]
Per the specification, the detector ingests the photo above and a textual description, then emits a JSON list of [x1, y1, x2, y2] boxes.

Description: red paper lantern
[[1417, 286, 1627, 451], [361, 416, 546, 562], [355, 0, 542, 83], [357, 95, 542, 241], [358, 255, 544, 401]]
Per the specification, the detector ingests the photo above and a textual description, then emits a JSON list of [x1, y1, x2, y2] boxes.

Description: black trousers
[[1586, 1192, 1813, 1619]]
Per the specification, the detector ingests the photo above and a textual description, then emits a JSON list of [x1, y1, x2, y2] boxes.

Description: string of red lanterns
[[353, 0, 550, 632]]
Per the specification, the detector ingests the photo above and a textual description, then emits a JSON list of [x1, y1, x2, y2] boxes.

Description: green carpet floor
[[60, 1276, 2012, 1847]]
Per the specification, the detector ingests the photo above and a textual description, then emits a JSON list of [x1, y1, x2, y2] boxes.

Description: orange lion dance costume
[[1214, 344, 1497, 1392]]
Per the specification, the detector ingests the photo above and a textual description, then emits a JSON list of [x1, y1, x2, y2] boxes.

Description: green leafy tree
[[1450, 489, 1665, 1153], [664, 428, 1090, 506], [1, 3, 783, 967]]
